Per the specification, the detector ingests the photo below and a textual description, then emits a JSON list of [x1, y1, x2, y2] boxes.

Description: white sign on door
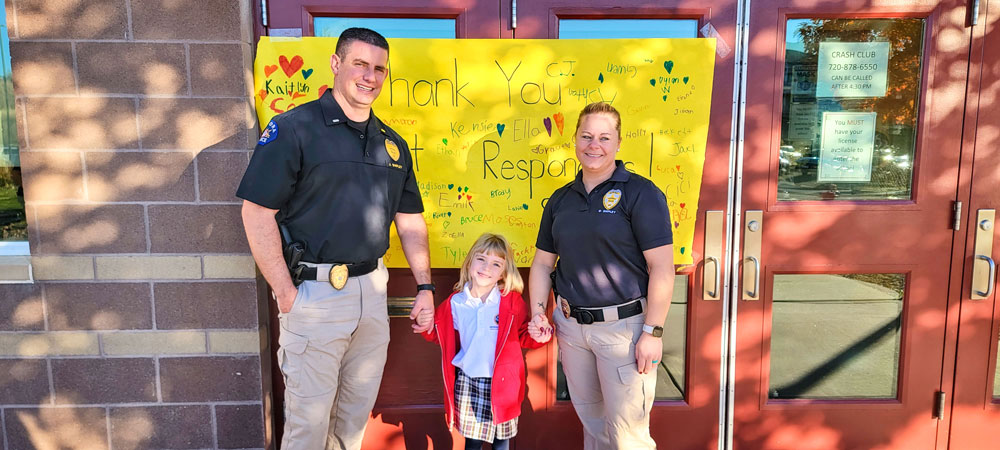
[[819, 111, 877, 182], [788, 103, 819, 141], [816, 41, 890, 98]]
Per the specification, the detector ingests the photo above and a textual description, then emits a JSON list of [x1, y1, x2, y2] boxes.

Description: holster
[[279, 223, 306, 286], [550, 269, 560, 300]]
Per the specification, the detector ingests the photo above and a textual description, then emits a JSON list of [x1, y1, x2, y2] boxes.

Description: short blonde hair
[[455, 233, 524, 295], [574, 102, 622, 141]]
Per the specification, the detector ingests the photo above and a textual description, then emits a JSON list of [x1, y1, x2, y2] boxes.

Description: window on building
[[0, 4, 26, 256], [313, 17, 456, 38]]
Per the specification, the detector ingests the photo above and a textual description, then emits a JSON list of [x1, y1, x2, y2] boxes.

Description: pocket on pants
[[277, 331, 309, 395], [617, 362, 651, 420]]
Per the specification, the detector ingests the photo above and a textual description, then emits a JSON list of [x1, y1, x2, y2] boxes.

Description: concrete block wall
[[1, 1, 267, 448]]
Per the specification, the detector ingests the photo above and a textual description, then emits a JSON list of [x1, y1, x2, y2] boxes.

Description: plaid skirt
[[454, 367, 518, 442]]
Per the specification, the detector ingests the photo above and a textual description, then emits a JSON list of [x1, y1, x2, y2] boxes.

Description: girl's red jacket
[[422, 290, 546, 427]]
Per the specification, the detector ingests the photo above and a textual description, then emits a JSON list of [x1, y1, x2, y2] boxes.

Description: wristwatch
[[416, 283, 436, 293], [642, 324, 663, 337]]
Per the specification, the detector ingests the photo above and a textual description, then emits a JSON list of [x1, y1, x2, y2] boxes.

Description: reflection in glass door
[[734, 1, 972, 448]]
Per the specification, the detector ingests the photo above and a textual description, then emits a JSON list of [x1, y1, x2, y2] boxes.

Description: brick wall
[[1, 1, 267, 449]]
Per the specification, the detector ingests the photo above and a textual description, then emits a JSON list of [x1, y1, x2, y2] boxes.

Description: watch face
[[653, 327, 663, 338]]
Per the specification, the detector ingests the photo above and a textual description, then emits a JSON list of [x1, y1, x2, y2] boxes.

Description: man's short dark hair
[[335, 27, 389, 58]]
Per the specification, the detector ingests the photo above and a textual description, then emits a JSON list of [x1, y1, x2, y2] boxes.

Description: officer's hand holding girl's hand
[[415, 309, 433, 328], [410, 290, 435, 333], [528, 313, 553, 343], [635, 332, 663, 375]]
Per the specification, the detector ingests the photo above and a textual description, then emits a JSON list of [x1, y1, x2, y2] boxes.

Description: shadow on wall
[[3, 0, 263, 448]]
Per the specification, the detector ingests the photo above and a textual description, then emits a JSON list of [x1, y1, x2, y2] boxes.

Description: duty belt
[[559, 296, 645, 324], [295, 260, 377, 290]]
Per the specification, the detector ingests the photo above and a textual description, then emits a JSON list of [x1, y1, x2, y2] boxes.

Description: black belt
[[563, 297, 644, 324], [297, 260, 378, 280]]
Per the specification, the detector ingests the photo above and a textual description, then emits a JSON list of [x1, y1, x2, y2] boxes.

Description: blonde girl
[[422, 233, 549, 450]]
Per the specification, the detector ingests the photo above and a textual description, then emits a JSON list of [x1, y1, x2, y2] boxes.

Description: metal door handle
[[746, 256, 760, 298], [742, 211, 763, 301], [973, 210, 996, 300], [703, 210, 724, 300], [975, 255, 995, 297], [706, 256, 720, 298]]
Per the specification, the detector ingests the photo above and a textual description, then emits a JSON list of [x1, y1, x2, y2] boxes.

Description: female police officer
[[527, 102, 674, 449]]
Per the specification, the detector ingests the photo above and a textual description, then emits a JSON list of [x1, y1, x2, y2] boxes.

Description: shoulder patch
[[258, 120, 278, 145]]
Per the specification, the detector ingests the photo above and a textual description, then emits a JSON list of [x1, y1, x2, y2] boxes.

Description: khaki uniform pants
[[277, 261, 390, 450], [554, 305, 657, 450]]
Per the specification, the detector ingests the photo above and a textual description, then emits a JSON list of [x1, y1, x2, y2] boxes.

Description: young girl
[[421, 233, 550, 450]]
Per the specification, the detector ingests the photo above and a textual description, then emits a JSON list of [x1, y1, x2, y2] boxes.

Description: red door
[[512, 2, 738, 449], [947, 3, 1000, 448], [734, 0, 972, 448], [263, 2, 500, 448]]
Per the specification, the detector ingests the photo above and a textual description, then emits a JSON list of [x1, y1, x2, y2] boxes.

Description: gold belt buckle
[[559, 297, 571, 319], [329, 264, 348, 290]]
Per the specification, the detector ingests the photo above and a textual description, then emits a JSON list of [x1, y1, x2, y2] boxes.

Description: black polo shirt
[[536, 161, 672, 308], [237, 90, 423, 264]]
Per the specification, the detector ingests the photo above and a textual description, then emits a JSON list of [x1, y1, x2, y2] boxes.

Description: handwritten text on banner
[[254, 37, 716, 267]]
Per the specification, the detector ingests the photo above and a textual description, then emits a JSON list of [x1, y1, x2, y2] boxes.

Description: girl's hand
[[416, 309, 433, 329], [528, 313, 553, 343]]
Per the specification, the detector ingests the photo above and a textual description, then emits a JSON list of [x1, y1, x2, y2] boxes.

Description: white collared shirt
[[451, 283, 501, 378]]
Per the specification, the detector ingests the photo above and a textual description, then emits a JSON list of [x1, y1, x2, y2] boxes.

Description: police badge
[[385, 138, 400, 161], [560, 297, 572, 319], [603, 189, 622, 210], [329, 264, 348, 290]]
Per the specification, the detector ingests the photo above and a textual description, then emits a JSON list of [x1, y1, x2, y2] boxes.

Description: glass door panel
[[558, 19, 699, 39], [313, 17, 457, 38], [769, 273, 904, 400], [778, 19, 924, 201]]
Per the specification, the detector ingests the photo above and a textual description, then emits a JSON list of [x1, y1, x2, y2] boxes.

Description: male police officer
[[237, 28, 434, 450]]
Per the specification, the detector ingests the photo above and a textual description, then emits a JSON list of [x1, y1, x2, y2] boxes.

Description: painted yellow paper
[[254, 37, 715, 267]]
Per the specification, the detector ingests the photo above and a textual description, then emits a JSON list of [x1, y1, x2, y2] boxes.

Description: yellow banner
[[254, 37, 715, 267]]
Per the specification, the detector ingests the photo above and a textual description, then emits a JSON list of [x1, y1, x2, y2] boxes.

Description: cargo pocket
[[617, 362, 650, 421], [277, 330, 309, 395]]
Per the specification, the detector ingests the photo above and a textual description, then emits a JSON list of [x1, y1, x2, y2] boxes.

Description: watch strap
[[416, 283, 435, 292]]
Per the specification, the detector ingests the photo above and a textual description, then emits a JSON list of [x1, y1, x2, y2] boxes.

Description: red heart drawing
[[679, 203, 686, 208], [264, 65, 278, 77], [317, 85, 329, 99], [258, 89, 267, 100], [279, 55, 304, 78], [676, 165, 681, 171], [466, 194, 472, 201]]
